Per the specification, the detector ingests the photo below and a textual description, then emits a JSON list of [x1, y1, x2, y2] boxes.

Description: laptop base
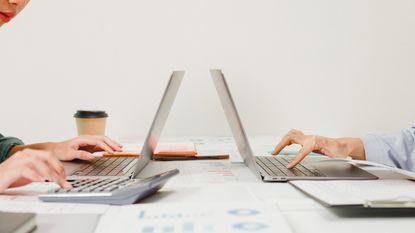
[[256, 155, 378, 182]]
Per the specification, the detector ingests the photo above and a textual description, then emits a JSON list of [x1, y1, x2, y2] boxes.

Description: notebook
[[153, 143, 229, 161], [290, 179, 415, 208]]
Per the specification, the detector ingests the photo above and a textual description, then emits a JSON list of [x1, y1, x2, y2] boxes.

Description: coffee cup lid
[[74, 110, 108, 119]]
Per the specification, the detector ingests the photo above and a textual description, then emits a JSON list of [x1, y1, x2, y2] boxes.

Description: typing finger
[[102, 136, 123, 152], [33, 155, 66, 188], [272, 130, 305, 155], [41, 152, 66, 178], [30, 157, 68, 188], [286, 144, 314, 169], [95, 140, 115, 154], [29, 157, 54, 180], [75, 137, 114, 153], [83, 136, 116, 154], [272, 136, 293, 155], [104, 136, 123, 148]]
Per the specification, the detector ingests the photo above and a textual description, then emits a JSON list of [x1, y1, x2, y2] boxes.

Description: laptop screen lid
[[210, 69, 261, 180], [132, 71, 185, 178]]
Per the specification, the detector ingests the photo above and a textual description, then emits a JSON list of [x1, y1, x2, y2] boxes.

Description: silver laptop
[[64, 71, 185, 178], [210, 69, 377, 182]]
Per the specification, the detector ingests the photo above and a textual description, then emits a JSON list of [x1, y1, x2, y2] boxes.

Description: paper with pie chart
[[95, 203, 292, 233]]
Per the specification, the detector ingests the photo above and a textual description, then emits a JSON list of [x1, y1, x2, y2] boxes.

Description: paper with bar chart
[[95, 203, 292, 233]]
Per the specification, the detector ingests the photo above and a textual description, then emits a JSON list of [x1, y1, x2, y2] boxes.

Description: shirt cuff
[[0, 137, 24, 162], [361, 134, 392, 167]]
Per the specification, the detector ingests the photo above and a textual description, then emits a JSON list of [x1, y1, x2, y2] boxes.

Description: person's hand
[[9, 135, 123, 162], [271, 129, 366, 169], [0, 149, 71, 192], [43, 135, 123, 161]]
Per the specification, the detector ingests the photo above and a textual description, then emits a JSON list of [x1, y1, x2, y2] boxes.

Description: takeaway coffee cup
[[74, 110, 108, 135]]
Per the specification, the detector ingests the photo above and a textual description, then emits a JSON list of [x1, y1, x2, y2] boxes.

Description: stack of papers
[[290, 179, 415, 207]]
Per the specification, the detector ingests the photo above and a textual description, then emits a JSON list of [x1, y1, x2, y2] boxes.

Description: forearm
[[336, 138, 366, 160], [8, 142, 55, 157]]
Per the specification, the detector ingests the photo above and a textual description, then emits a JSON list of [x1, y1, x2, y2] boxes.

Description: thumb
[[74, 150, 93, 160]]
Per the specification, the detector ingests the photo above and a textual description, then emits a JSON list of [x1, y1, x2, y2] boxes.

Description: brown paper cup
[[74, 110, 108, 136]]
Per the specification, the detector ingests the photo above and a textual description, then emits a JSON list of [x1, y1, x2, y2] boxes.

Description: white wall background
[[1, 0, 414, 143]]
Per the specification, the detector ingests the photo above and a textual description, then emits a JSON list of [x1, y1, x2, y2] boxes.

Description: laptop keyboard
[[53, 177, 138, 193], [71, 157, 138, 176], [256, 156, 325, 177]]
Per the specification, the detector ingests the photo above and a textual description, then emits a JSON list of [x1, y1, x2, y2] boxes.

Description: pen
[[153, 155, 229, 161], [93, 152, 142, 157]]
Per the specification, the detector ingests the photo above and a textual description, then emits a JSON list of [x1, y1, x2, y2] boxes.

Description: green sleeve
[[0, 134, 24, 163]]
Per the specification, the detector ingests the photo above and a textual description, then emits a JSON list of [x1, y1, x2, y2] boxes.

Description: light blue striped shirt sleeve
[[361, 125, 415, 172]]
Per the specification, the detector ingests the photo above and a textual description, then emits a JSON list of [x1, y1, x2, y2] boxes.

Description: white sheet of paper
[[95, 203, 293, 233], [139, 160, 259, 185], [290, 179, 415, 206], [348, 159, 415, 179]]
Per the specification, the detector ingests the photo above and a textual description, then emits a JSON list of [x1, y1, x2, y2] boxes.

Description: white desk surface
[[3, 136, 415, 233]]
